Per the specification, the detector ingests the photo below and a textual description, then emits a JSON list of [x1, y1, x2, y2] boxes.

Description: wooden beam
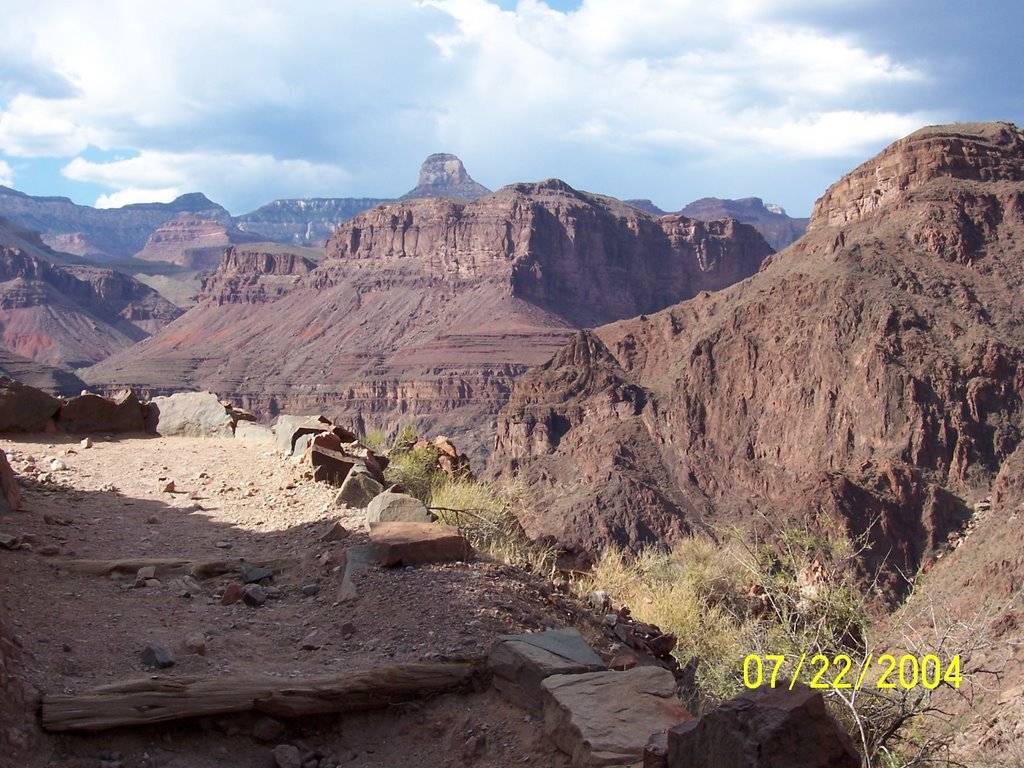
[[41, 662, 481, 732]]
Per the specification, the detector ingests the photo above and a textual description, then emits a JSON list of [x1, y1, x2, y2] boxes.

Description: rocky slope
[[84, 181, 771, 459], [627, 197, 808, 251], [490, 122, 1024, 598], [133, 215, 264, 269], [0, 243, 183, 369], [0, 188, 229, 261]]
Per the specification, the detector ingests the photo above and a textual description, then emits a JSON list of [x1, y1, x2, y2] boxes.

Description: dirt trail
[[0, 433, 589, 768]]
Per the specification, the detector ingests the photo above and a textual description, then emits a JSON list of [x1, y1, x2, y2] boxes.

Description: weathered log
[[53, 557, 294, 580], [42, 661, 482, 732]]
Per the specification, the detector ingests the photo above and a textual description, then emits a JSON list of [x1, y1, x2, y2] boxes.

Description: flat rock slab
[[491, 628, 607, 713], [234, 421, 275, 446], [542, 666, 691, 767], [365, 492, 432, 527], [335, 469, 383, 509], [369, 522, 471, 567]]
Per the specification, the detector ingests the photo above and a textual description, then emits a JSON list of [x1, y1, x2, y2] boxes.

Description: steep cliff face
[[400, 153, 491, 200], [199, 244, 320, 305], [0, 246, 183, 368], [679, 197, 809, 251], [85, 181, 770, 459], [235, 197, 389, 246], [491, 122, 1024, 595]]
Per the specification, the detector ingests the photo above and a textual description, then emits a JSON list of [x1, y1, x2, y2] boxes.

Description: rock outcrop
[[235, 197, 389, 247], [0, 245, 183, 368], [679, 197, 809, 251], [490, 122, 1024, 595], [84, 180, 771, 460], [0, 187, 229, 260], [400, 153, 491, 200], [133, 215, 263, 269]]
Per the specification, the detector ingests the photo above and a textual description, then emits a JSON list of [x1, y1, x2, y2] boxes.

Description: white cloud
[[0, 159, 13, 187], [64, 151, 353, 212], [0, 0, 941, 212]]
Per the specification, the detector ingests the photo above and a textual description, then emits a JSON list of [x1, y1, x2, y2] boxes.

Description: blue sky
[[0, 0, 1020, 217]]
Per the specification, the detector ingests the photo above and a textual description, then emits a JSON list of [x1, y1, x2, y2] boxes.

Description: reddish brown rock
[[666, 685, 858, 768], [369, 521, 472, 566], [0, 375, 61, 432], [58, 388, 145, 433], [490, 122, 1024, 596], [84, 180, 771, 462], [0, 449, 21, 513]]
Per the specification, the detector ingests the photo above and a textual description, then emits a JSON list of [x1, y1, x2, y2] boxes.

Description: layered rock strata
[[491, 122, 1024, 596], [84, 182, 771, 460]]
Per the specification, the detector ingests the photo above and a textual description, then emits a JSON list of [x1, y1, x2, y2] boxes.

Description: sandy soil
[[0, 433, 601, 768]]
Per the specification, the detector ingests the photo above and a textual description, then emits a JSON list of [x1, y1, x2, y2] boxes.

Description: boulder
[[541, 666, 691, 767], [366, 492, 432, 527], [490, 628, 606, 713], [0, 450, 21, 513], [335, 469, 384, 509], [369, 522, 472, 566], [0, 376, 61, 432], [273, 414, 331, 456], [149, 392, 233, 437], [666, 684, 859, 768], [58, 388, 145, 433], [234, 421, 275, 446]]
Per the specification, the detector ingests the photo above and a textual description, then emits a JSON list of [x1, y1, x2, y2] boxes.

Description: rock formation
[[83, 181, 771, 460], [490, 122, 1024, 597], [400, 153, 491, 200], [0, 244, 183, 369], [133, 215, 263, 269], [0, 188, 228, 260], [235, 197, 389, 247]]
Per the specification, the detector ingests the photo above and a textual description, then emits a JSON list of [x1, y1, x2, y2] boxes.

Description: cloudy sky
[[0, 0, 1020, 216]]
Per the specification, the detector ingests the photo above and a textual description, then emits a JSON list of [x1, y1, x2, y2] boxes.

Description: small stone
[[49, 459, 67, 471], [300, 630, 326, 650], [221, 583, 245, 605], [183, 632, 207, 656], [320, 521, 350, 542], [0, 533, 19, 549], [272, 744, 302, 768], [339, 622, 356, 639], [242, 583, 267, 607], [137, 566, 157, 580], [144, 578, 162, 588], [253, 716, 285, 742], [80, 437, 93, 449], [140, 643, 174, 669], [301, 583, 321, 597], [214, 540, 232, 549], [38, 544, 61, 556], [159, 479, 175, 493], [146, 515, 161, 524]]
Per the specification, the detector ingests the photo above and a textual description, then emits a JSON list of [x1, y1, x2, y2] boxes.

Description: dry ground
[[0, 433, 602, 768]]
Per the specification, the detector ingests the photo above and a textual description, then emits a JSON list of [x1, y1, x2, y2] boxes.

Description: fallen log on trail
[[42, 661, 482, 732], [53, 557, 295, 580]]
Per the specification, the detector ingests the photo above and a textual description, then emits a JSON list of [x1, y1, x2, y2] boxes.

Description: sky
[[0, 0, 1020, 217]]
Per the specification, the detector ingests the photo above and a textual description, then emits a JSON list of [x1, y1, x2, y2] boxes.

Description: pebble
[[242, 584, 268, 607], [183, 632, 207, 656], [80, 437, 93, 449], [140, 643, 174, 669], [300, 630, 326, 650], [241, 562, 274, 584], [301, 584, 321, 597], [272, 744, 302, 768], [221, 583, 245, 606], [159, 479, 176, 493], [214, 540, 232, 549], [49, 459, 67, 472], [253, 716, 285, 742]]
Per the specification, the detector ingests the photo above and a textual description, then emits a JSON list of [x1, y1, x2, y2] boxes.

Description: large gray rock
[[491, 628, 607, 713], [365, 491, 432, 527], [58, 388, 144, 433], [0, 376, 60, 432], [666, 684, 859, 768], [336, 468, 384, 509], [149, 392, 233, 437], [542, 666, 691, 767], [234, 420, 274, 446]]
